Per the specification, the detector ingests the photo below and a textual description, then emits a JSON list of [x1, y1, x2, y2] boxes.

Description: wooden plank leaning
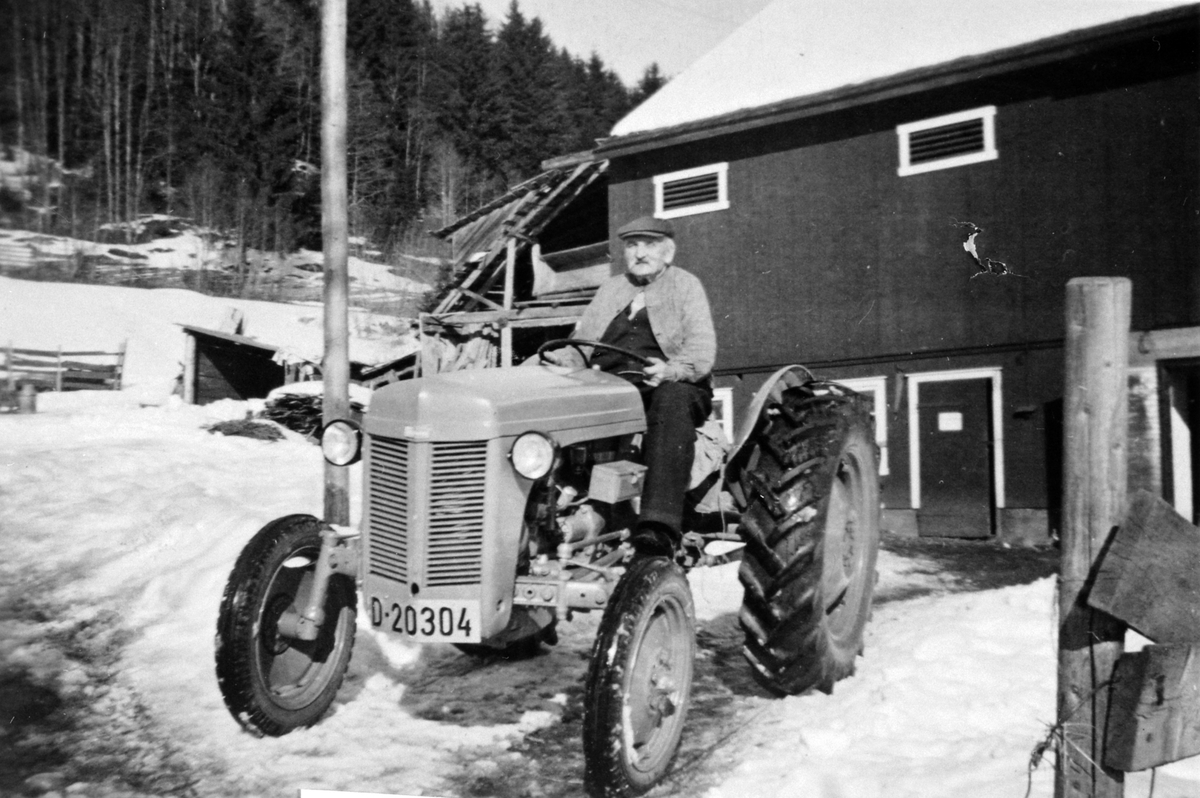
[[1089, 490, 1200, 642], [1088, 490, 1200, 772], [1104, 642, 1200, 771]]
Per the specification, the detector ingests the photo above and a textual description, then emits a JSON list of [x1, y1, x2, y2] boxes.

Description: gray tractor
[[215, 341, 881, 797]]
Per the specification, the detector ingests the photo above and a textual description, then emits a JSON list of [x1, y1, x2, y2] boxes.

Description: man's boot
[[628, 520, 679, 560]]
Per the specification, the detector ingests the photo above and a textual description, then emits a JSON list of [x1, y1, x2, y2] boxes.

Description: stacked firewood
[[259, 393, 365, 439]]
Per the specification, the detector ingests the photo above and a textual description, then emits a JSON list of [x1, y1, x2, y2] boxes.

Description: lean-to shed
[[422, 153, 612, 371]]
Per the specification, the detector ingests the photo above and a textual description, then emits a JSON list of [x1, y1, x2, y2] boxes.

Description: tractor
[[215, 340, 881, 797]]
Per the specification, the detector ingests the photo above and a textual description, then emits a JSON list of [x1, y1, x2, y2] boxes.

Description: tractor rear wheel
[[735, 381, 880, 695]]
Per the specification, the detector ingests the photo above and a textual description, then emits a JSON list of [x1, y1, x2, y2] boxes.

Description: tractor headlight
[[320, 419, 363, 466], [510, 431, 556, 480]]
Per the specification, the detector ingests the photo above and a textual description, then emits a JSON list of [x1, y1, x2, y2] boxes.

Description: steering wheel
[[536, 338, 653, 370]]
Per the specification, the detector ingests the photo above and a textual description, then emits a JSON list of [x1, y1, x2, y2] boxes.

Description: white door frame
[[907, 367, 1005, 510], [835, 375, 890, 476]]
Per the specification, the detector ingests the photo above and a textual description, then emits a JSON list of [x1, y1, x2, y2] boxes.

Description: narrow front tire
[[583, 557, 696, 797], [215, 514, 356, 736]]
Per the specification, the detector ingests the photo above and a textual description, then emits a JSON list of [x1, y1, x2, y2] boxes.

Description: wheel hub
[[262, 594, 294, 656], [647, 658, 678, 719]]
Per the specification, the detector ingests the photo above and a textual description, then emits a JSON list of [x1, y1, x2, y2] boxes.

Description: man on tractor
[[553, 215, 717, 560]]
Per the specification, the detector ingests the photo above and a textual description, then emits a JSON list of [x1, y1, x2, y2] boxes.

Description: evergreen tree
[[198, 0, 304, 254], [484, 2, 570, 182], [631, 62, 668, 106], [554, 50, 597, 155], [583, 53, 632, 144], [346, 0, 438, 246], [427, 3, 503, 221], [432, 5, 494, 172], [0, 0, 653, 262]]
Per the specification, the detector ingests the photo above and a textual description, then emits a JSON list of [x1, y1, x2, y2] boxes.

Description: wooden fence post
[[1056, 277, 1131, 798], [115, 339, 127, 391], [500, 236, 516, 367], [182, 334, 196, 404]]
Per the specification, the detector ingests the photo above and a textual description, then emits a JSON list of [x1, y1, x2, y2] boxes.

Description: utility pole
[[321, 0, 350, 525]]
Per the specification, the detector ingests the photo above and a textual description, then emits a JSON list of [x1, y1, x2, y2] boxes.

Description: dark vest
[[595, 302, 665, 377]]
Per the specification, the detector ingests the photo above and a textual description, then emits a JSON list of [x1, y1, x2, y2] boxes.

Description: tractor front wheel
[[583, 557, 695, 797], [215, 514, 356, 736]]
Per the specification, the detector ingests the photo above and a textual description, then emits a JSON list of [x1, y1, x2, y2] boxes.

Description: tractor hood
[[364, 365, 646, 444]]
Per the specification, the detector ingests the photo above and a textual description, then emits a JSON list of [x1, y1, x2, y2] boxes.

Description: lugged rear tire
[[735, 381, 880, 695], [215, 514, 356, 736], [583, 557, 695, 797]]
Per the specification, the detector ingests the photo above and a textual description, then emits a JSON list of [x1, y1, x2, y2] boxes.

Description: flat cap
[[616, 215, 674, 239]]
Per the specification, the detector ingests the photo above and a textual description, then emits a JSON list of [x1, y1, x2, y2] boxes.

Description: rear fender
[[729, 365, 816, 465]]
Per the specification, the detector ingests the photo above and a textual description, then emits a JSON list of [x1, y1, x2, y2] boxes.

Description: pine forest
[[0, 0, 666, 265]]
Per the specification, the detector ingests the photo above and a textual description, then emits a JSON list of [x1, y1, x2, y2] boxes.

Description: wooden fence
[[2, 340, 127, 393], [0, 240, 37, 269], [1057, 277, 1200, 796]]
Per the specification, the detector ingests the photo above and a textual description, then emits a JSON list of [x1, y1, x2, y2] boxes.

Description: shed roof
[[180, 324, 419, 369], [181, 325, 283, 353], [606, 0, 1197, 147], [428, 156, 608, 315]]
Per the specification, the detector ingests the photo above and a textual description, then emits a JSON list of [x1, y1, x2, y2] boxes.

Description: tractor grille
[[367, 435, 410, 583], [426, 441, 487, 586], [366, 436, 487, 587]]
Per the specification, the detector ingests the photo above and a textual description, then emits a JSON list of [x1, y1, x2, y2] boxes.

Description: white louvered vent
[[897, 107, 997, 177], [654, 163, 729, 219]]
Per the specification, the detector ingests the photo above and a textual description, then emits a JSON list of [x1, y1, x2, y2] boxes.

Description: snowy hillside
[[1, 276, 1197, 797], [0, 221, 433, 288]]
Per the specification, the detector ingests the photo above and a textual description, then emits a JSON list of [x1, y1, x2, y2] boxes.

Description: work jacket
[[574, 265, 716, 383]]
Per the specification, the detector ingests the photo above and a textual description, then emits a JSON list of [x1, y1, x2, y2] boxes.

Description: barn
[[593, 0, 1200, 542]]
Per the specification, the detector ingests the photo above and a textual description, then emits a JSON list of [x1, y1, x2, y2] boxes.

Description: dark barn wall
[[606, 21, 1198, 521], [608, 29, 1199, 372], [767, 345, 1065, 519]]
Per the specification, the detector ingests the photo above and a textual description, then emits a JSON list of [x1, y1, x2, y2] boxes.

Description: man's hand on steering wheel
[[642, 357, 669, 387], [539, 347, 578, 368], [536, 339, 652, 372]]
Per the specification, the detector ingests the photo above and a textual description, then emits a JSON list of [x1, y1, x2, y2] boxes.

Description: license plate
[[369, 597, 481, 643]]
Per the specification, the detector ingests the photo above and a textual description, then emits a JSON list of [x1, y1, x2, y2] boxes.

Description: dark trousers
[[637, 380, 713, 537]]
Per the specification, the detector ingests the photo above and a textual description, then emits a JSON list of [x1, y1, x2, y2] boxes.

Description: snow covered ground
[[1, 275, 1198, 798], [0, 274, 419, 403]]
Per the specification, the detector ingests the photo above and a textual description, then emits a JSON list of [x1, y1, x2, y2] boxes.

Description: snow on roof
[[610, 0, 1197, 137]]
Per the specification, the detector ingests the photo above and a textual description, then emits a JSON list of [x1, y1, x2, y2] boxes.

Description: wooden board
[[1089, 489, 1200, 642], [1105, 643, 1200, 771], [532, 241, 612, 298]]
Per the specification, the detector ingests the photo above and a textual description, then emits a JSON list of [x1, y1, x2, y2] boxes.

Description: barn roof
[[604, 0, 1197, 150]]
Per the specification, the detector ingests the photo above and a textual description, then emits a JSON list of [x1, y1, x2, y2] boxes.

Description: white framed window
[[833, 376, 889, 476], [712, 386, 735, 443], [897, 106, 997, 177], [654, 163, 729, 219]]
